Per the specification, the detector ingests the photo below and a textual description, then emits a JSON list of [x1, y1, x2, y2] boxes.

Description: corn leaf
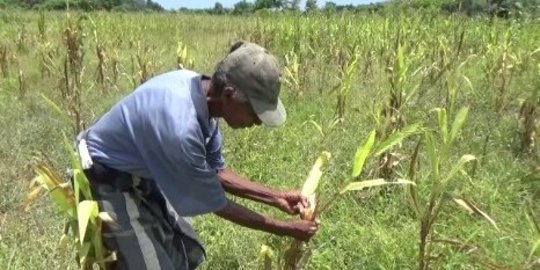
[[35, 166, 76, 217], [58, 233, 70, 254], [259, 243, 275, 270], [93, 218, 104, 266], [442, 154, 476, 184], [528, 239, 540, 263], [74, 168, 92, 201], [372, 123, 422, 156], [306, 120, 324, 137], [339, 178, 415, 194], [352, 130, 376, 178], [63, 134, 83, 172], [41, 93, 71, 125], [78, 200, 98, 245], [259, 244, 274, 258], [425, 132, 439, 178], [451, 196, 499, 232], [301, 151, 331, 197], [435, 108, 448, 144], [24, 185, 43, 211], [449, 107, 469, 145], [78, 242, 92, 270]]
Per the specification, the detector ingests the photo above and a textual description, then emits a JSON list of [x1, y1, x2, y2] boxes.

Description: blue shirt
[[84, 70, 227, 216]]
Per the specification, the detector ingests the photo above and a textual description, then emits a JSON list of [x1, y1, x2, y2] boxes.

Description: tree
[[213, 1, 225, 14], [254, 0, 285, 10], [233, 0, 254, 14], [146, 0, 164, 11], [323, 1, 337, 10], [289, 0, 301, 11], [305, 0, 318, 12]]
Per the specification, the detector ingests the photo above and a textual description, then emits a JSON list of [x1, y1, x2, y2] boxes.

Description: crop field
[[0, 8, 539, 270]]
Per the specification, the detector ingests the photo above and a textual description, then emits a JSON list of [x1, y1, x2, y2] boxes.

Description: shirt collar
[[190, 74, 216, 138]]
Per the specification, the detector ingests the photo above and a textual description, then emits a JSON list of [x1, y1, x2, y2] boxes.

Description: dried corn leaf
[[451, 196, 499, 232], [340, 178, 415, 194], [24, 185, 43, 211]]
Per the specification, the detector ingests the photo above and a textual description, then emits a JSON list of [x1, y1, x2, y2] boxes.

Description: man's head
[[210, 41, 286, 129]]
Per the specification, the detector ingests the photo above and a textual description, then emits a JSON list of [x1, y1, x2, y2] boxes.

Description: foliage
[[25, 138, 116, 269], [4, 0, 164, 11]]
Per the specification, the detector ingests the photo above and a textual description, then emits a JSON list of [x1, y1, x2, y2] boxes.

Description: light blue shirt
[[84, 70, 227, 216]]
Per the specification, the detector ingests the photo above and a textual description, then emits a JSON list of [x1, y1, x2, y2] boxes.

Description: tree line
[[0, 0, 538, 17], [0, 0, 164, 11], [183, 0, 539, 18]]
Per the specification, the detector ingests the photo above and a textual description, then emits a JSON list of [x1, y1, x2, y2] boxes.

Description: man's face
[[221, 90, 262, 129]]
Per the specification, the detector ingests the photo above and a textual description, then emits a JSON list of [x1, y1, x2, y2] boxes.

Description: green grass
[[0, 9, 539, 270]]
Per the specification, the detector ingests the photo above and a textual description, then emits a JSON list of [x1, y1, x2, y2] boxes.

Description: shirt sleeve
[[205, 122, 226, 170]]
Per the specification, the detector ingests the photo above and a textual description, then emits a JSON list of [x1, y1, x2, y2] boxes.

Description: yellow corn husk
[[301, 151, 331, 198], [283, 151, 331, 270]]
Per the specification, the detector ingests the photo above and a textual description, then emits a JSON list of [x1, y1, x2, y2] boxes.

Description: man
[[77, 41, 319, 270]]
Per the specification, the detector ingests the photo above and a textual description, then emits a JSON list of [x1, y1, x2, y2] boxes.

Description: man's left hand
[[274, 191, 309, 215]]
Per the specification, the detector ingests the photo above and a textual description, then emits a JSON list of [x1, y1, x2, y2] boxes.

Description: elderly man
[[77, 41, 318, 270]]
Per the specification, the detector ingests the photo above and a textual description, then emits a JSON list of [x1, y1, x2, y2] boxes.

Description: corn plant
[[259, 244, 275, 270], [0, 44, 9, 78], [37, 12, 47, 42], [518, 59, 540, 154], [60, 14, 86, 135], [131, 41, 156, 86], [36, 13, 56, 79], [18, 69, 26, 99], [334, 46, 359, 119], [281, 123, 421, 270], [176, 41, 194, 70], [16, 24, 28, 53], [25, 138, 116, 270], [409, 107, 501, 270], [519, 98, 538, 154], [283, 50, 301, 96], [91, 20, 108, 88]]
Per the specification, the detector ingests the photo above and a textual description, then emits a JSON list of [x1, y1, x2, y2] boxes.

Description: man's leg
[[90, 175, 180, 270]]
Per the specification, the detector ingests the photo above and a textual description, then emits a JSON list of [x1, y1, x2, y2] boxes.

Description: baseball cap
[[215, 41, 286, 127]]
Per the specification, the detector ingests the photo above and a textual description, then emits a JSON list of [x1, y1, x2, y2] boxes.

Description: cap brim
[[249, 98, 286, 127]]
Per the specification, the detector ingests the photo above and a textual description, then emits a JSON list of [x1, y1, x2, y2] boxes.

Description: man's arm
[[215, 199, 318, 241], [217, 168, 307, 215], [217, 168, 280, 205]]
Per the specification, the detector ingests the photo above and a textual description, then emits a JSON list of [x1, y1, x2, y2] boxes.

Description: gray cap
[[216, 41, 286, 127]]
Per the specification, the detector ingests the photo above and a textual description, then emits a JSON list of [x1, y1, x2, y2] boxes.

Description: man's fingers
[[300, 195, 309, 207], [293, 203, 307, 215]]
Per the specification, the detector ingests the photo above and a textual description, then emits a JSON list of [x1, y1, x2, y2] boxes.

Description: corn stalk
[[411, 107, 500, 270], [25, 137, 116, 270], [61, 14, 86, 135], [176, 41, 194, 70], [0, 44, 9, 78]]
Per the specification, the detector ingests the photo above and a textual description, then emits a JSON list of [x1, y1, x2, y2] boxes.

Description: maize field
[[0, 8, 539, 270]]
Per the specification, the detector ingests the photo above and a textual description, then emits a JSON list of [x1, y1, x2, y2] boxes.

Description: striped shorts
[[85, 162, 206, 270]]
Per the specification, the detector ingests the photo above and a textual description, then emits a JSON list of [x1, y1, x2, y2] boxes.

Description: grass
[[0, 9, 539, 270]]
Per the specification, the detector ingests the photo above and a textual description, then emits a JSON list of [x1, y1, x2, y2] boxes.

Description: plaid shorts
[[85, 162, 206, 270]]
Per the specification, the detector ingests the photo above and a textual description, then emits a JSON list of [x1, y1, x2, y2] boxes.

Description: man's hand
[[285, 219, 319, 241], [273, 191, 309, 215], [216, 200, 319, 241]]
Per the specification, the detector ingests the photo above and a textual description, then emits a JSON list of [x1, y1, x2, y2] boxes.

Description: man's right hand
[[285, 219, 319, 241], [215, 200, 320, 242]]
